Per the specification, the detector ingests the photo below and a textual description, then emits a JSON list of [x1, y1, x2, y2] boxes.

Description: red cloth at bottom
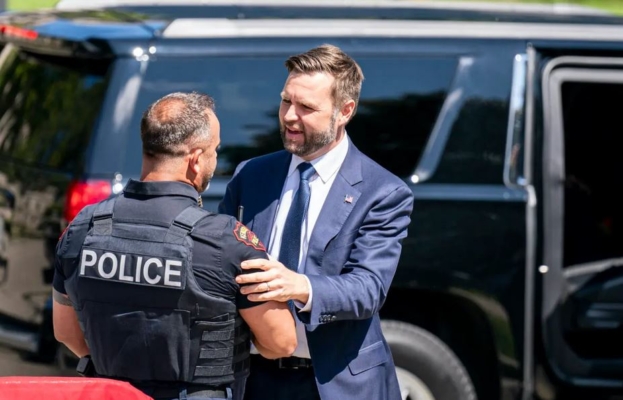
[[0, 377, 153, 400]]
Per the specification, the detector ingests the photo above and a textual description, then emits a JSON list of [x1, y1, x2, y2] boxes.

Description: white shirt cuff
[[293, 275, 313, 312]]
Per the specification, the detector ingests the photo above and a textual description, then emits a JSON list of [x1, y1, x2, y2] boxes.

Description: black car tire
[[382, 320, 477, 400]]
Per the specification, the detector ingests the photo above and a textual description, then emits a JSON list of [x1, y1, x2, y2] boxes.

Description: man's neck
[[141, 170, 194, 189]]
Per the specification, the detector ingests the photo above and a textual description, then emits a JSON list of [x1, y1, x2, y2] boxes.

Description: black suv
[[3, 1, 623, 399]]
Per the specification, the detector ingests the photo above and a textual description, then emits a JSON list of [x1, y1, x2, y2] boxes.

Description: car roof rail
[[160, 17, 623, 42], [54, 0, 611, 16]]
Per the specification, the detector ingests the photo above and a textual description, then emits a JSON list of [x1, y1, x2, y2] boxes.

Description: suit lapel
[[304, 143, 363, 273], [247, 152, 291, 244]]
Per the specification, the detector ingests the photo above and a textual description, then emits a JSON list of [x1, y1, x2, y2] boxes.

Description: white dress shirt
[[251, 135, 349, 359]]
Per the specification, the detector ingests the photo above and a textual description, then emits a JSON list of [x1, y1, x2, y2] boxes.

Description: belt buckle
[[277, 358, 299, 369], [277, 358, 303, 369]]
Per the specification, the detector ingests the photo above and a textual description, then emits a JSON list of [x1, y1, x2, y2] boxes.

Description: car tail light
[[0, 25, 38, 40], [63, 180, 112, 223]]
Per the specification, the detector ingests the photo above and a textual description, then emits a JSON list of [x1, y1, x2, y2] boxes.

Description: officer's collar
[[123, 179, 199, 202]]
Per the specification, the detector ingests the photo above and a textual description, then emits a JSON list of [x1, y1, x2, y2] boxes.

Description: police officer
[[52, 92, 297, 400]]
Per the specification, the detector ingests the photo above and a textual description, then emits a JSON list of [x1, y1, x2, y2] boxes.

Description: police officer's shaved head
[[141, 92, 216, 158], [139, 91, 221, 194]]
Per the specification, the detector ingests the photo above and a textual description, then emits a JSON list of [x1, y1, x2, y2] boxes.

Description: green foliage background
[[6, 0, 623, 14]]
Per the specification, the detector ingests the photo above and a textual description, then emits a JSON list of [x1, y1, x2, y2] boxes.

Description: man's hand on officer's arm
[[52, 289, 90, 357], [236, 259, 311, 307]]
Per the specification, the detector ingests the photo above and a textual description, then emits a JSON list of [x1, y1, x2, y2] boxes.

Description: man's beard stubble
[[200, 170, 213, 193], [280, 112, 338, 158]]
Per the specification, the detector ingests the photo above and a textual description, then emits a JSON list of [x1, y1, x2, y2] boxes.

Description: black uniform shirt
[[53, 179, 266, 310]]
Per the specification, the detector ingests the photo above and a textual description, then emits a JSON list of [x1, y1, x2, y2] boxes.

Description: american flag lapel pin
[[344, 194, 353, 204]]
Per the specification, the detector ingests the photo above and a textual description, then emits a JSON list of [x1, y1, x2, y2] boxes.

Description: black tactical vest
[[64, 197, 251, 386]]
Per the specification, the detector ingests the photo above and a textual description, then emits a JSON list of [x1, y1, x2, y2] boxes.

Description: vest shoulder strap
[[164, 205, 211, 244], [91, 197, 117, 235]]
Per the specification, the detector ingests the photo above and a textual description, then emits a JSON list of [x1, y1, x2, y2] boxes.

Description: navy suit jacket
[[218, 140, 414, 400]]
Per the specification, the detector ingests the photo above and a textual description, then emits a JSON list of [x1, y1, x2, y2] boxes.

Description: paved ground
[[3, 342, 623, 400], [0, 345, 74, 377]]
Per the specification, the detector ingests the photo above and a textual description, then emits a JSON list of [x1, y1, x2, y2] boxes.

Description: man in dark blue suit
[[219, 44, 414, 400]]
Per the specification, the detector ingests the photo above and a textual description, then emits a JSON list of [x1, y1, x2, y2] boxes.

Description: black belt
[[135, 385, 228, 399], [251, 354, 313, 369]]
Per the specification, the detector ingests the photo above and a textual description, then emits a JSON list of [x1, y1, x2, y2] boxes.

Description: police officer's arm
[[226, 221, 297, 359], [52, 292, 89, 357], [52, 215, 91, 357], [241, 301, 297, 359]]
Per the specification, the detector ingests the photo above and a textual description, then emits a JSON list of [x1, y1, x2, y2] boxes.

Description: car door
[[538, 49, 623, 392]]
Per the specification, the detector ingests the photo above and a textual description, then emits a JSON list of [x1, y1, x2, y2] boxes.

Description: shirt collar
[[123, 179, 199, 203], [287, 134, 350, 183]]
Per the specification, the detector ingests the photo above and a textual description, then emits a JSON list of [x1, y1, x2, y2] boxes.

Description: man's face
[[198, 111, 220, 192], [279, 72, 341, 160]]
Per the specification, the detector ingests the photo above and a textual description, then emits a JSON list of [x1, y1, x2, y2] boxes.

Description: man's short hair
[[140, 92, 215, 158], [285, 44, 364, 117]]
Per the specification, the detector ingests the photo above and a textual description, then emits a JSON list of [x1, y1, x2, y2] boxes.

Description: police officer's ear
[[188, 147, 204, 175]]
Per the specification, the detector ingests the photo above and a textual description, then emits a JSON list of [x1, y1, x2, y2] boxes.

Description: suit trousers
[[243, 355, 321, 400]]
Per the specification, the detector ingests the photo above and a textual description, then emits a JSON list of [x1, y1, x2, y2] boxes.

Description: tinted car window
[[123, 57, 286, 177], [0, 44, 110, 173], [122, 55, 456, 178], [350, 57, 455, 177], [431, 51, 515, 185]]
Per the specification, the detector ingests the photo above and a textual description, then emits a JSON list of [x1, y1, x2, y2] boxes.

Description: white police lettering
[[135, 256, 143, 282], [143, 258, 162, 284], [119, 255, 132, 282], [98, 253, 117, 279], [79, 248, 185, 289], [164, 260, 183, 287]]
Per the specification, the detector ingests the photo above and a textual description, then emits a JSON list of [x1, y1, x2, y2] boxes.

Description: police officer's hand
[[236, 259, 310, 304]]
